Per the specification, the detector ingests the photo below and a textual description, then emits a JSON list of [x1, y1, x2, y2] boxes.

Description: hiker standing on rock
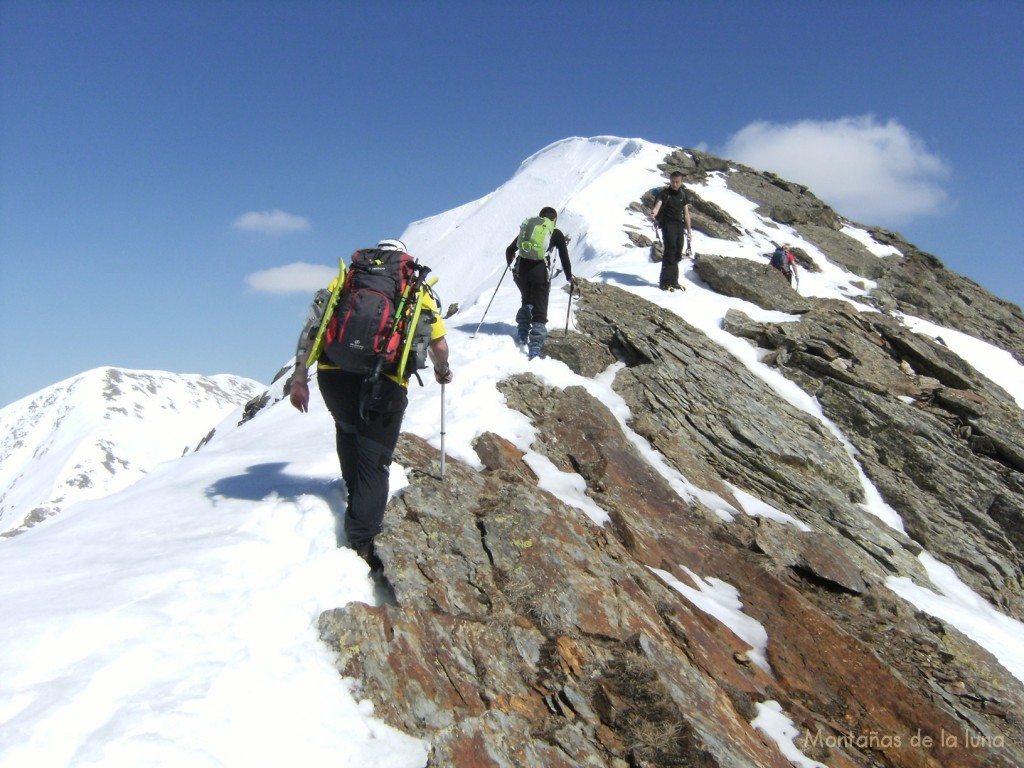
[[289, 239, 453, 570], [505, 206, 577, 360], [769, 243, 800, 289], [649, 171, 693, 291]]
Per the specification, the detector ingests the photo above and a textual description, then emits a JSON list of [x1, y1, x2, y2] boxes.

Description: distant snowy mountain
[[0, 367, 263, 537], [2, 137, 1022, 767]]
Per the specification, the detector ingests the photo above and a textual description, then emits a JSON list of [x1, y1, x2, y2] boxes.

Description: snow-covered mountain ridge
[[2, 136, 1023, 767], [0, 367, 263, 537]]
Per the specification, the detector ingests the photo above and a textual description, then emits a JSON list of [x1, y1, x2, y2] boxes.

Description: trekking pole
[[565, 281, 576, 332], [439, 382, 447, 479], [472, 262, 510, 338]]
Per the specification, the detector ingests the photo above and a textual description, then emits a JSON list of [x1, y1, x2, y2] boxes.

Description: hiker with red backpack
[[504, 206, 577, 360], [289, 239, 453, 570], [648, 171, 693, 291]]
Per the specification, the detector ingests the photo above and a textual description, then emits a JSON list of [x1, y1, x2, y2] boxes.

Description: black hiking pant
[[316, 367, 408, 552], [660, 220, 685, 288], [513, 258, 550, 355]]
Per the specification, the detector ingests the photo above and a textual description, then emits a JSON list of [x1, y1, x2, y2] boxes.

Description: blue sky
[[2, 0, 1021, 408]]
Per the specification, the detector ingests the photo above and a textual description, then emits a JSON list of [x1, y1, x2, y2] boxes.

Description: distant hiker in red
[[769, 244, 800, 289], [505, 206, 577, 360], [289, 239, 453, 571], [648, 171, 693, 291]]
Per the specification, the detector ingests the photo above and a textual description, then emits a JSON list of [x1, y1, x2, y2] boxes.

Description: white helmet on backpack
[[376, 239, 407, 252]]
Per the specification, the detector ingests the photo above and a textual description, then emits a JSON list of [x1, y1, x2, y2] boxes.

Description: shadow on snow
[[205, 462, 349, 548], [451, 320, 519, 338]]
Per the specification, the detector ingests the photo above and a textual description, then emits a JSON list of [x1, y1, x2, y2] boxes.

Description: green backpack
[[517, 216, 555, 261]]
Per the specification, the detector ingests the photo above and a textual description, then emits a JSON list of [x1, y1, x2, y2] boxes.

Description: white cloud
[[720, 116, 950, 225], [245, 262, 338, 294], [233, 209, 311, 235]]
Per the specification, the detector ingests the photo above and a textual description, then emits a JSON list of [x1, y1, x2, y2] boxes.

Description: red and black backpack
[[322, 248, 423, 376]]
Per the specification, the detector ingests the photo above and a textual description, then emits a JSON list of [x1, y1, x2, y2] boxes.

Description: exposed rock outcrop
[[720, 300, 1024, 619], [643, 147, 1024, 363], [869, 230, 1024, 365], [315, 149, 1024, 766], [692, 253, 815, 314], [318, 279, 1023, 768]]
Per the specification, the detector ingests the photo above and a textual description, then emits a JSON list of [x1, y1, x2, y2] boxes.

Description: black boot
[[355, 542, 384, 572]]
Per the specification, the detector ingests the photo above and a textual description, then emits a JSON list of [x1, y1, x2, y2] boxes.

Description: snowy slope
[[2, 137, 1022, 767], [0, 367, 263, 537], [403, 136, 669, 308]]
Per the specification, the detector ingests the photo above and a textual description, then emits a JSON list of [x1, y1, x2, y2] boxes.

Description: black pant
[[513, 259, 550, 322], [316, 368, 408, 551], [660, 220, 685, 287], [513, 259, 551, 355]]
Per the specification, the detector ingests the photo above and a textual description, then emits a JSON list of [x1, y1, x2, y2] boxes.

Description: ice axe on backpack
[[359, 264, 433, 421]]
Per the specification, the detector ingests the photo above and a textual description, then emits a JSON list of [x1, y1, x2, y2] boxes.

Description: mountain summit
[[2, 137, 1022, 767]]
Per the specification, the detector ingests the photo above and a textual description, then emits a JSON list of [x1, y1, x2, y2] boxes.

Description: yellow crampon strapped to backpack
[[304, 257, 347, 369]]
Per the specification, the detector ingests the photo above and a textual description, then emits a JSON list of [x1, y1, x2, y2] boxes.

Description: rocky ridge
[[317, 149, 1024, 767]]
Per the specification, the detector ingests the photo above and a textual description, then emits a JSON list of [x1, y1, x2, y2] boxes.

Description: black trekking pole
[[472, 262, 510, 338], [565, 280, 579, 332]]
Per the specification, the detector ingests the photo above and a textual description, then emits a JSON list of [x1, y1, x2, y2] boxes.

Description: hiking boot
[[355, 542, 384, 572]]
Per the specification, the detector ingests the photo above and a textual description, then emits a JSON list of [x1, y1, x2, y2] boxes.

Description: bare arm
[[289, 312, 318, 413], [428, 337, 453, 384], [289, 353, 310, 413]]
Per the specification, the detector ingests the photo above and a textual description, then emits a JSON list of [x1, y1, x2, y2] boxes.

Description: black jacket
[[655, 186, 690, 223]]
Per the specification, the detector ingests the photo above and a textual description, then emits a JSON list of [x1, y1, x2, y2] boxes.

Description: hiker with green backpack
[[289, 239, 453, 571], [504, 206, 577, 359]]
